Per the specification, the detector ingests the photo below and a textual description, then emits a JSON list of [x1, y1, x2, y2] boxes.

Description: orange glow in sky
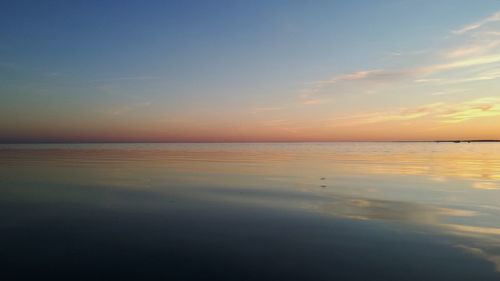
[[1, 3, 500, 142]]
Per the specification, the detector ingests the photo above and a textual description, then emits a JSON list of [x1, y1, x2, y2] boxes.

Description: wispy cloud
[[444, 40, 500, 59], [315, 69, 414, 85], [439, 97, 500, 123], [299, 68, 415, 104], [299, 10, 500, 105], [329, 103, 444, 126], [421, 53, 500, 75], [330, 97, 500, 126], [93, 76, 160, 82], [452, 10, 500, 35]]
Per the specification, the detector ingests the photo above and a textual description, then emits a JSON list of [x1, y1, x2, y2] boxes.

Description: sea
[[1, 142, 500, 280]]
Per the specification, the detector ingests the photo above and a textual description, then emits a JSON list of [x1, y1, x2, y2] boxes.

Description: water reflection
[[1, 143, 500, 279]]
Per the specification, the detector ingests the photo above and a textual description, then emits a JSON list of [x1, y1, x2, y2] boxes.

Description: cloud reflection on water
[[1, 143, 500, 273]]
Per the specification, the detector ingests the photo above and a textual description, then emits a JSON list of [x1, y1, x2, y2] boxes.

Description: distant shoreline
[[395, 140, 500, 143]]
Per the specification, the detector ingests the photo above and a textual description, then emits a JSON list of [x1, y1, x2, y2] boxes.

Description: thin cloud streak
[[452, 10, 500, 35], [299, 10, 500, 106], [329, 97, 500, 127], [93, 76, 160, 82]]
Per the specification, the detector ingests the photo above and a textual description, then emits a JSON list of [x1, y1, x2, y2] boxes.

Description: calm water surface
[[1, 143, 500, 280]]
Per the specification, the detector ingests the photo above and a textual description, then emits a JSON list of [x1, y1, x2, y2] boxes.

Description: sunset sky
[[1, 1, 500, 142]]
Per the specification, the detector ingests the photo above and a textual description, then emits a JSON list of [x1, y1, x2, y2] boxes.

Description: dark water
[[1, 143, 500, 280]]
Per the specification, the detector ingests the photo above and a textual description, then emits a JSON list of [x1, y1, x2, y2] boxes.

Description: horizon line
[[1, 140, 499, 144]]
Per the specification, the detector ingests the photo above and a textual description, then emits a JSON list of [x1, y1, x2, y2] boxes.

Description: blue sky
[[1, 1, 500, 141]]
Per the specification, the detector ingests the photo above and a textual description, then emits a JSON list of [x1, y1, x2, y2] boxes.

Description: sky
[[1, 0, 500, 142]]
